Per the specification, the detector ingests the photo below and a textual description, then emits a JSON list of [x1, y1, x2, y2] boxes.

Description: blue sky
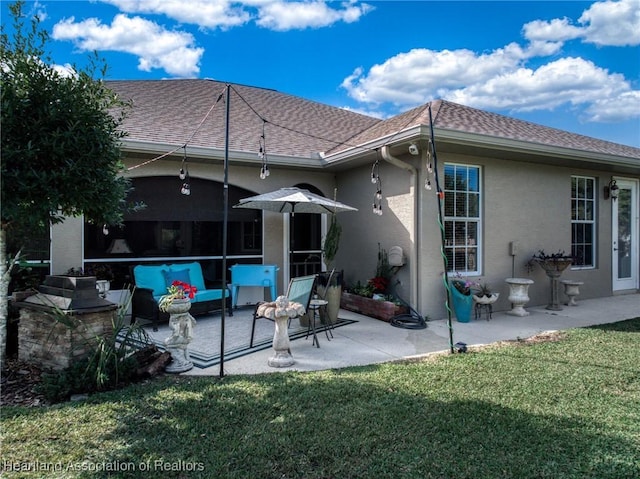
[[3, 0, 639, 147]]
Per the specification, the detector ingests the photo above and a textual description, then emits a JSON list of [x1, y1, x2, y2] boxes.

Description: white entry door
[[612, 178, 639, 291]]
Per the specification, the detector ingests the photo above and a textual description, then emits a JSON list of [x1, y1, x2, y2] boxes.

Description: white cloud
[[342, 45, 527, 107], [101, 0, 251, 30], [52, 14, 204, 77], [447, 57, 633, 112], [584, 91, 640, 122], [523, 0, 640, 46], [255, 1, 373, 31], [341, 0, 640, 123], [578, 0, 640, 46], [100, 0, 373, 31], [522, 17, 584, 43]]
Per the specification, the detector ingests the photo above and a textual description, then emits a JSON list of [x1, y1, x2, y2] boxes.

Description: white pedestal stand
[[164, 299, 196, 373], [256, 296, 306, 368]]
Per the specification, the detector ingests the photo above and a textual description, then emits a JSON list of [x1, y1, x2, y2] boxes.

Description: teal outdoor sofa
[[131, 261, 232, 331]]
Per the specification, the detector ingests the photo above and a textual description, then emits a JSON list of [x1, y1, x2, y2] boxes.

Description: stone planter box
[[340, 292, 408, 322]]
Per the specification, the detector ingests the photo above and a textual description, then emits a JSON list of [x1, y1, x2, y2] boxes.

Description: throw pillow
[[162, 268, 191, 288]]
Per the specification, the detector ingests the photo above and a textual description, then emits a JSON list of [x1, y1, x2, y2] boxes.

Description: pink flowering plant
[[450, 273, 484, 296], [158, 280, 197, 312]]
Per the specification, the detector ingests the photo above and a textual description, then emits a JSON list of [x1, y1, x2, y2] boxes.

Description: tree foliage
[[1, 1, 132, 237], [0, 1, 133, 365]]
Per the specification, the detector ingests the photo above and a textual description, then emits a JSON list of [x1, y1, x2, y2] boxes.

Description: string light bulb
[[258, 121, 270, 179], [370, 159, 380, 184], [180, 169, 191, 195], [425, 177, 432, 190], [179, 145, 189, 180]]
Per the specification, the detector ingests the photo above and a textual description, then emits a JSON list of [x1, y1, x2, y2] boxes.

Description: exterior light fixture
[[408, 143, 419, 155], [604, 179, 619, 200]]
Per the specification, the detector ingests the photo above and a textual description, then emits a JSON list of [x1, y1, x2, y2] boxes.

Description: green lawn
[[2, 318, 639, 479]]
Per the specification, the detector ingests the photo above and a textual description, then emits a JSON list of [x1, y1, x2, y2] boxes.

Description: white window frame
[[571, 175, 596, 269], [444, 163, 482, 275]]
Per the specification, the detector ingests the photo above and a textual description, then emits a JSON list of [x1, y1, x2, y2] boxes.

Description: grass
[[2, 318, 639, 479]]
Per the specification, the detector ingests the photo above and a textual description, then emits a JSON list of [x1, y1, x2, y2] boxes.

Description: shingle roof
[[108, 79, 640, 162], [107, 79, 380, 158], [331, 99, 640, 160]]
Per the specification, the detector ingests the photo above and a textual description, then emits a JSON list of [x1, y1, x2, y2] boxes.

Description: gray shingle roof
[[108, 79, 640, 162], [332, 99, 640, 160], [107, 79, 380, 158]]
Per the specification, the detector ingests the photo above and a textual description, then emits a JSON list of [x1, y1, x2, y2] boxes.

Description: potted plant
[[527, 250, 574, 311], [340, 245, 408, 322], [472, 282, 499, 305], [158, 280, 197, 313], [448, 275, 478, 323], [158, 280, 198, 373], [318, 212, 343, 324]]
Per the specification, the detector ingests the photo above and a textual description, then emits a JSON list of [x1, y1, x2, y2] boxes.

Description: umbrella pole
[[289, 211, 294, 280], [220, 84, 230, 378]]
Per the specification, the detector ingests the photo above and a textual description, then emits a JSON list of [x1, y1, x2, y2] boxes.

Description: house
[[49, 79, 640, 320]]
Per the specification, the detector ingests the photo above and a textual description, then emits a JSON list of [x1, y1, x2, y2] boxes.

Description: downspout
[[380, 145, 420, 310]]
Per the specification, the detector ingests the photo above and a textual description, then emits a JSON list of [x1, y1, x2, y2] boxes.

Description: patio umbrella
[[233, 186, 357, 277], [234, 187, 358, 214]]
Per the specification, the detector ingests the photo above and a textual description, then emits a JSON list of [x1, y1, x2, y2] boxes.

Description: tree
[[0, 1, 132, 366]]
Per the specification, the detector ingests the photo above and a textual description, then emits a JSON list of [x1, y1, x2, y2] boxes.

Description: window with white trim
[[444, 164, 481, 273], [571, 176, 596, 267]]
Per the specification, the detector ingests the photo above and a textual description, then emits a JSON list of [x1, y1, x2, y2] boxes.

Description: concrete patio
[[179, 293, 640, 377]]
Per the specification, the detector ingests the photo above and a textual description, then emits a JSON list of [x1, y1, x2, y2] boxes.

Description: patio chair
[[250, 274, 316, 348]]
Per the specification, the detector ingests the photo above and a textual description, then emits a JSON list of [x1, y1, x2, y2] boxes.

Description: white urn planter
[[505, 278, 534, 317], [561, 280, 584, 306]]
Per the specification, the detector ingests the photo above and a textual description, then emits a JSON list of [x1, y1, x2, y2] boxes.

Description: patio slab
[[183, 293, 640, 377]]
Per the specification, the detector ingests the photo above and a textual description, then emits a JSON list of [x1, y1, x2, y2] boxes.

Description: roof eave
[[436, 129, 640, 171], [120, 139, 325, 170]]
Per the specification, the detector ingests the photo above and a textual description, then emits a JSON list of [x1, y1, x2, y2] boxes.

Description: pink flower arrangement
[[159, 280, 197, 312]]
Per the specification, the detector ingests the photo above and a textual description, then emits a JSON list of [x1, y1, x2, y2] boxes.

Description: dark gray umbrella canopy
[[233, 187, 358, 214]]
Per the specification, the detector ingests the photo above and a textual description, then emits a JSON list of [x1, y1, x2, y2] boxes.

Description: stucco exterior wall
[[337, 149, 636, 321], [336, 159, 416, 306], [48, 151, 638, 321]]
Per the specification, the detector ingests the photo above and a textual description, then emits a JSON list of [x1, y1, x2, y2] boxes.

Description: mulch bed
[[1, 359, 49, 407]]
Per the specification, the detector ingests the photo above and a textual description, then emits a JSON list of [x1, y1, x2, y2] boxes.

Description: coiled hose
[[389, 292, 427, 329]]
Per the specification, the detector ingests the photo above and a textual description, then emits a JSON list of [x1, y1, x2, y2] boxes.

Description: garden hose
[[389, 291, 427, 329]]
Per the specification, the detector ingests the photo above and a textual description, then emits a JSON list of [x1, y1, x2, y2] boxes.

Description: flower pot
[[472, 293, 499, 305], [505, 278, 534, 316], [316, 270, 343, 325], [449, 282, 473, 323]]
